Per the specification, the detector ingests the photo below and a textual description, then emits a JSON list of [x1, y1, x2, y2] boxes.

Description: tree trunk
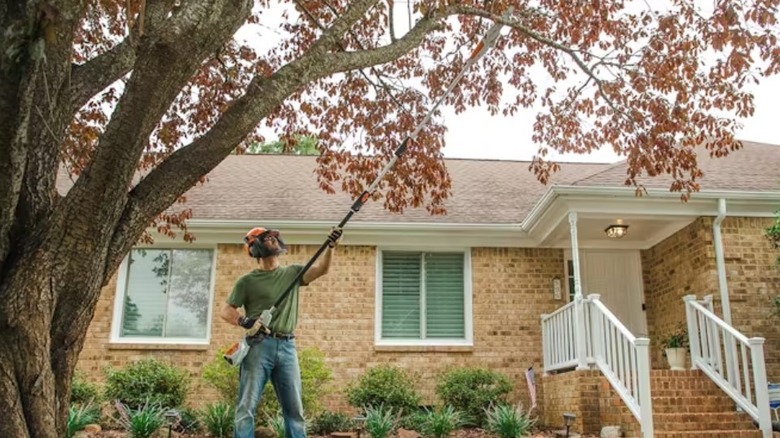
[[0, 222, 107, 438]]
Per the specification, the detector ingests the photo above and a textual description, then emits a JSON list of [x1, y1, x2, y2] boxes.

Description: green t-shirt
[[227, 264, 305, 334]]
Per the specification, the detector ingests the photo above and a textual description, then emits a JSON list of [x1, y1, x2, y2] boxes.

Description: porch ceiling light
[[605, 224, 629, 239]]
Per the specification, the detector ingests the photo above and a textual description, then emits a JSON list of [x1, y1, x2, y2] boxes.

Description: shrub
[[66, 402, 100, 438], [202, 402, 235, 438], [310, 410, 356, 435], [363, 405, 396, 438], [420, 405, 469, 438], [435, 367, 512, 427], [104, 359, 190, 409], [398, 409, 428, 432], [174, 407, 202, 434], [483, 404, 535, 438], [116, 401, 166, 438], [345, 365, 421, 415], [202, 345, 333, 421], [70, 372, 102, 405], [268, 413, 286, 438]]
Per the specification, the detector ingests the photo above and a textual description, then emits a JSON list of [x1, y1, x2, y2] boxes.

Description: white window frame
[[375, 246, 473, 347], [110, 245, 218, 345]]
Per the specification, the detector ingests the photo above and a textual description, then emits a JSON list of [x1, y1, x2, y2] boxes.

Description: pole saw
[[230, 10, 513, 359]]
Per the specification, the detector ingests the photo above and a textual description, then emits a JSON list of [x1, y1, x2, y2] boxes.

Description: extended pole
[[259, 9, 513, 329]]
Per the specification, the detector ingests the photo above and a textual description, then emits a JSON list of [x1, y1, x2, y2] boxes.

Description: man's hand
[[327, 227, 343, 248], [245, 318, 264, 337], [237, 316, 257, 329]]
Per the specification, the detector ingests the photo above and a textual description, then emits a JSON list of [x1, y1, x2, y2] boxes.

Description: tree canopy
[[1, 0, 779, 436]]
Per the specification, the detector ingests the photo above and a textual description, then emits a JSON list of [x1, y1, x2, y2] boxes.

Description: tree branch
[[104, 12, 444, 268], [69, 39, 137, 113]]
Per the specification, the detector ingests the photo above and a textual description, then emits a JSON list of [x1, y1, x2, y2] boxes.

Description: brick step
[[651, 393, 735, 404], [653, 413, 756, 431], [650, 389, 726, 397], [654, 431, 763, 438], [652, 400, 738, 413]]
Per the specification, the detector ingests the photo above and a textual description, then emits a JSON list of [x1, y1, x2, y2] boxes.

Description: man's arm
[[303, 246, 333, 284], [220, 304, 243, 326], [302, 227, 342, 284]]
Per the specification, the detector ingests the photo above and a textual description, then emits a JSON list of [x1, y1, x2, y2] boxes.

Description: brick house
[[77, 141, 780, 437]]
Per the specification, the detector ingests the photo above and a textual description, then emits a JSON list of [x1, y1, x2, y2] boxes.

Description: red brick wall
[[77, 245, 566, 414], [641, 216, 780, 379]]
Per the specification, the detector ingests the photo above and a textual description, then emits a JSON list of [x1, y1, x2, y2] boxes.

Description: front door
[[570, 250, 648, 336]]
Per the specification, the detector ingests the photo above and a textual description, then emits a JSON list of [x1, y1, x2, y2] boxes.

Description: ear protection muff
[[244, 227, 287, 258]]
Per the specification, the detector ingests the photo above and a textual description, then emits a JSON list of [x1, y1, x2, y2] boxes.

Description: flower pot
[[665, 347, 687, 371]]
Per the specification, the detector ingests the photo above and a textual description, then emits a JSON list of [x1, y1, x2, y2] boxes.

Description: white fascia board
[[522, 185, 780, 245], [523, 186, 780, 233], [151, 219, 537, 248]]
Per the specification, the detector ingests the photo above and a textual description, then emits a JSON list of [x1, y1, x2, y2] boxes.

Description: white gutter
[[712, 198, 732, 325], [521, 185, 780, 232]]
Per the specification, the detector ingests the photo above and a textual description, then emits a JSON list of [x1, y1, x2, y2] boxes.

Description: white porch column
[[713, 198, 732, 324], [569, 212, 588, 370]]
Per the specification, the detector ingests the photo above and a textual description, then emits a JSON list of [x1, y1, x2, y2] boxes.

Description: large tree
[[1, 0, 778, 435]]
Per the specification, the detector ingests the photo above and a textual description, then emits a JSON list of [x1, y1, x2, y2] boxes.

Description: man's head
[[244, 227, 288, 258]]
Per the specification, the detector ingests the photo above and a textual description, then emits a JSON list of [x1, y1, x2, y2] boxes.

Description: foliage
[[173, 407, 202, 434], [104, 359, 190, 410], [398, 409, 429, 432], [363, 405, 397, 438], [435, 368, 513, 427], [70, 372, 102, 406], [66, 402, 100, 438], [246, 135, 320, 155], [419, 405, 470, 438], [202, 402, 235, 438], [202, 345, 333, 421], [661, 325, 689, 350], [116, 401, 166, 438], [346, 364, 421, 415], [483, 404, 535, 438], [768, 210, 780, 319], [310, 410, 356, 435], [268, 413, 286, 438]]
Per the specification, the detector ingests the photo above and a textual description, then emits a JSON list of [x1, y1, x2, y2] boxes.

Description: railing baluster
[[741, 342, 751, 403]]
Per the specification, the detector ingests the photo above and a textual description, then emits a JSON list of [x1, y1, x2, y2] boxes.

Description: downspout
[[569, 212, 589, 370], [712, 198, 732, 325]]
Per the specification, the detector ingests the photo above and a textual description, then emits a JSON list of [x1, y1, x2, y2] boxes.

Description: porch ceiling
[[540, 214, 698, 249]]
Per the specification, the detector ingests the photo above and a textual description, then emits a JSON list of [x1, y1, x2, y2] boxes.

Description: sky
[[438, 74, 780, 163], [241, 1, 780, 165]]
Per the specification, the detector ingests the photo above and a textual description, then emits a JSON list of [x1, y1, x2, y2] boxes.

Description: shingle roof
[[571, 140, 780, 191], [56, 140, 779, 225], [182, 155, 608, 224]]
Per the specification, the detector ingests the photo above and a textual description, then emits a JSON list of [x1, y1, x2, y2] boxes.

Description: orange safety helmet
[[244, 227, 287, 258]]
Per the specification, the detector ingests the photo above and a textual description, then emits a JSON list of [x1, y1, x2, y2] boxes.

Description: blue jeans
[[234, 336, 305, 438]]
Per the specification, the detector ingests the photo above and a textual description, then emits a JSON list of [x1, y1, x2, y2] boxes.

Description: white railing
[[541, 301, 578, 372], [684, 294, 773, 437], [541, 295, 654, 438], [587, 294, 653, 438]]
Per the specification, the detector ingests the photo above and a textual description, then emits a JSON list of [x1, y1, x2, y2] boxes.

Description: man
[[220, 226, 342, 438]]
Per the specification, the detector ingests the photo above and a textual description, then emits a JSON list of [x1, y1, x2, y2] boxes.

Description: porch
[[532, 201, 780, 437]]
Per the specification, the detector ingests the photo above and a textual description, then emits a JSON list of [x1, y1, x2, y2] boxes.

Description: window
[[112, 248, 215, 343], [376, 250, 472, 345]]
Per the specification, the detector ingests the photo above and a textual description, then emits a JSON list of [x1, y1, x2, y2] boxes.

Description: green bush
[[66, 402, 100, 438], [435, 367, 512, 427], [483, 404, 535, 438], [310, 410, 356, 435], [420, 405, 469, 438], [174, 407, 202, 434], [116, 401, 166, 438], [345, 365, 421, 415], [202, 345, 333, 421], [70, 372, 102, 405], [398, 409, 428, 432], [363, 405, 396, 438], [202, 402, 234, 438], [104, 359, 190, 410]]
